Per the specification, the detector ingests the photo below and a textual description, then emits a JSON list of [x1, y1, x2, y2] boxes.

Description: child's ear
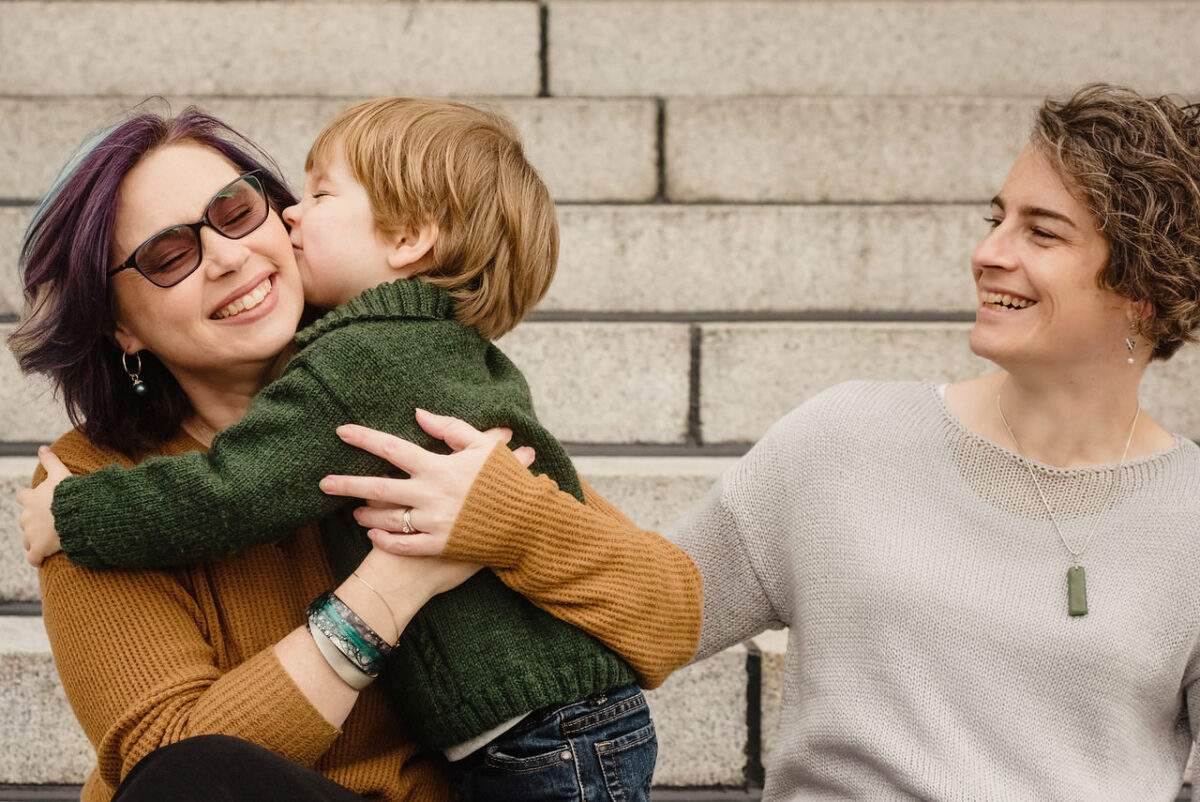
[[387, 218, 439, 277]]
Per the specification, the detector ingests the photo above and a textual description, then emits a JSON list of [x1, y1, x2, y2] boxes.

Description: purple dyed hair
[[7, 106, 298, 455]]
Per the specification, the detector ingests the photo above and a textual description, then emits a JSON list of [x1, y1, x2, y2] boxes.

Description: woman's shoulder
[[733, 381, 932, 477], [45, 429, 138, 477], [42, 428, 199, 481], [768, 380, 932, 439]]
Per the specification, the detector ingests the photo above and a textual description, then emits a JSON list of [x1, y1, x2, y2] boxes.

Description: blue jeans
[[450, 683, 657, 802]]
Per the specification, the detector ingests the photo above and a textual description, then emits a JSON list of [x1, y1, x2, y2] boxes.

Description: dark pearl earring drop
[[122, 352, 148, 397]]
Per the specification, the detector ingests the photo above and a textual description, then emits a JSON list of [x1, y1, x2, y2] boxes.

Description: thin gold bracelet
[[350, 571, 401, 639]]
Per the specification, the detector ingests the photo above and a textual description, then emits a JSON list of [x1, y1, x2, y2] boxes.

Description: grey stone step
[[0, 2, 539, 97], [0, 98, 658, 205], [7, 2, 1198, 101], [0, 613, 754, 787], [0, 617, 92, 785], [0, 95, 1089, 206], [0, 458, 39, 604], [549, 204, 982, 314], [664, 97, 1032, 203], [500, 322, 693, 444], [648, 644, 751, 786], [0, 320, 693, 446], [0, 342, 71, 443], [5, 201, 984, 317], [0, 455, 732, 603], [697, 322, 1200, 443], [548, 1, 1200, 97], [9, 320, 1200, 447]]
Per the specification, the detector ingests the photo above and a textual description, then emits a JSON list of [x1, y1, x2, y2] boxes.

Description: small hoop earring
[[122, 351, 148, 397]]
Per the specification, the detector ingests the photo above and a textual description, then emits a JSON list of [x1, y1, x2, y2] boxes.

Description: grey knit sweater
[[681, 380, 1200, 801]]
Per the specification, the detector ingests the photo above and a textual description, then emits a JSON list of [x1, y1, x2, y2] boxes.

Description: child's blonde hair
[[307, 98, 557, 339]]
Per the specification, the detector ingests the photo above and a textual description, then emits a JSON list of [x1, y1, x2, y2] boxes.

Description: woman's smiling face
[[108, 141, 305, 390], [969, 145, 1131, 370]]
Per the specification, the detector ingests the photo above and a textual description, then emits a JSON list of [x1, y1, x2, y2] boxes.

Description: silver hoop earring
[[122, 351, 148, 397]]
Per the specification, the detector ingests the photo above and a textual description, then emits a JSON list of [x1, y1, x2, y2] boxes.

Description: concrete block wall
[[1, 1, 1197, 798]]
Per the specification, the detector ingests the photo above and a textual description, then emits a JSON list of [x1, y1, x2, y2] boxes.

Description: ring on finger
[[401, 507, 415, 535]]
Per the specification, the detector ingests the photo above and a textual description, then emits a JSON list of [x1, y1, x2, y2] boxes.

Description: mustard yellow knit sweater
[[38, 429, 703, 800], [38, 428, 453, 801]]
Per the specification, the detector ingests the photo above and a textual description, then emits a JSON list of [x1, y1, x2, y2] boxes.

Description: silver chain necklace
[[996, 392, 1140, 617]]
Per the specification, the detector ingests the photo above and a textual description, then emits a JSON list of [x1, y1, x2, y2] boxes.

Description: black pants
[[112, 735, 367, 801]]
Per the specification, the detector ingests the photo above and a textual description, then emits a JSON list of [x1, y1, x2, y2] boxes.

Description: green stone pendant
[[1067, 565, 1088, 617]]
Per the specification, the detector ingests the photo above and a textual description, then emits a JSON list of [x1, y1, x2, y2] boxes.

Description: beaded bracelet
[[306, 591, 393, 680]]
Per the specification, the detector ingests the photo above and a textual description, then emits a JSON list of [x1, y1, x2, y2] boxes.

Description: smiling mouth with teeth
[[212, 278, 273, 320], [979, 290, 1037, 310]]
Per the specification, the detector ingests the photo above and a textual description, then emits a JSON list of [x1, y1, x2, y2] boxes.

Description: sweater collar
[[294, 279, 455, 347]]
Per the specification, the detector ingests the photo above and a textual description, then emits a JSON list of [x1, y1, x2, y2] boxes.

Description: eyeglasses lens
[[135, 175, 269, 287]]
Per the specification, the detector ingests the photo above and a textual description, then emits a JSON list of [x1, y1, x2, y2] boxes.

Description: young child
[[21, 98, 659, 800]]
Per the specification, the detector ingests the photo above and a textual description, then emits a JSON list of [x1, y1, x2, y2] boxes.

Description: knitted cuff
[[444, 442, 555, 569], [51, 477, 106, 568]]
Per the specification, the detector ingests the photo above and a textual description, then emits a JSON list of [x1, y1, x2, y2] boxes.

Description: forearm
[[273, 558, 428, 728], [444, 444, 703, 688], [40, 560, 339, 786], [170, 644, 342, 766], [52, 369, 371, 569]]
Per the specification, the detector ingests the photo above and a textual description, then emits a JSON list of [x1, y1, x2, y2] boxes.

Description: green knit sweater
[[52, 279, 635, 748]]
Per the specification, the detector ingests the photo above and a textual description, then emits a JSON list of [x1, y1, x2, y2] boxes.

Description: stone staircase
[[2, 1, 1198, 798]]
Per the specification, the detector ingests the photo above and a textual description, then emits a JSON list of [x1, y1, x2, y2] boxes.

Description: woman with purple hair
[[11, 100, 702, 801], [7, 108, 489, 801]]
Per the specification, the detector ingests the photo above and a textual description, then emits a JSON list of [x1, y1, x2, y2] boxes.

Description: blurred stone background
[[1, 1, 1197, 798]]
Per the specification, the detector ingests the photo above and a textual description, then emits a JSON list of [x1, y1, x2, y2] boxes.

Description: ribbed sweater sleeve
[[51, 362, 386, 569], [35, 434, 339, 792], [444, 443, 704, 688]]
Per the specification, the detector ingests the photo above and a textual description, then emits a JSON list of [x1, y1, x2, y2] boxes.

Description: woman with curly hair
[[321, 84, 1200, 800]]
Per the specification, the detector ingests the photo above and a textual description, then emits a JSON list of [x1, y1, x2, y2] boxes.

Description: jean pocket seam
[[562, 694, 647, 735], [594, 721, 656, 755], [483, 744, 574, 773], [595, 721, 657, 802]]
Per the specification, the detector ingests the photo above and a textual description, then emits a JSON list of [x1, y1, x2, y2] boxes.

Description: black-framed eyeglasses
[[108, 171, 270, 288]]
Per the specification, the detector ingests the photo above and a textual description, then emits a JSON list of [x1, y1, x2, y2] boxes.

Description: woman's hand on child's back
[[16, 446, 72, 566], [320, 410, 535, 557]]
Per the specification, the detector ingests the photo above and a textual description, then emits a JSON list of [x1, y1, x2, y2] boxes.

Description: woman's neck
[[946, 369, 1170, 468], [174, 367, 268, 446], [997, 372, 1141, 466]]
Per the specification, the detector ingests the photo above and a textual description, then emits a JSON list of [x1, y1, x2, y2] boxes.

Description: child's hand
[[16, 447, 72, 566], [320, 410, 535, 557]]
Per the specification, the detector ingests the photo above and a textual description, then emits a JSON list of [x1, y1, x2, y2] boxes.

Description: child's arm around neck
[[50, 345, 393, 569]]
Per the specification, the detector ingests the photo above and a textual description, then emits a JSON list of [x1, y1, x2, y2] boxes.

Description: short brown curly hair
[[1031, 83, 1200, 360]]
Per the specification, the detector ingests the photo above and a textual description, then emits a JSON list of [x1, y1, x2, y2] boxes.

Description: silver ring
[[401, 507, 414, 534]]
